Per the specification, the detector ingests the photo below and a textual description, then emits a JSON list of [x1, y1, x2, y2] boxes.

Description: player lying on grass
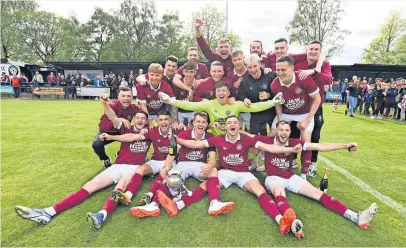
[[15, 110, 151, 230], [100, 109, 184, 207], [257, 120, 378, 238], [130, 112, 234, 218], [158, 81, 283, 136], [159, 115, 304, 238]]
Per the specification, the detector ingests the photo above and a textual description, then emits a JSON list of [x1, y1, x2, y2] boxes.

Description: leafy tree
[[183, 5, 241, 61], [286, 0, 350, 58], [0, 0, 38, 59], [86, 8, 116, 61], [363, 10, 406, 64]]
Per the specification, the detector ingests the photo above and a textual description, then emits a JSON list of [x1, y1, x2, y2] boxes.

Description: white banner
[[1, 63, 21, 77], [77, 87, 110, 97]]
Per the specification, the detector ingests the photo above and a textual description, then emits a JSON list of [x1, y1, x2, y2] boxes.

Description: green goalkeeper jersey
[[170, 98, 278, 135]]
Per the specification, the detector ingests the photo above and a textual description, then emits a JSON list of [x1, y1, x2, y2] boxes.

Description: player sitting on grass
[[130, 112, 234, 218], [15, 110, 151, 230], [257, 120, 378, 238], [170, 115, 304, 238]]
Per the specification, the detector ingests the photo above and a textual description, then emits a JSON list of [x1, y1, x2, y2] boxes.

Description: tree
[[0, 0, 38, 59], [393, 34, 406, 65], [86, 8, 116, 61], [184, 5, 241, 61], [115, 0, 158, 61], [153, 11, 187, 61], [286, 0, 350, 58], [363, 10, 406, 64]]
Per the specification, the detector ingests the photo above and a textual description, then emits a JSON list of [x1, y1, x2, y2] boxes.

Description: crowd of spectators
[[330, 76, 406, 121]]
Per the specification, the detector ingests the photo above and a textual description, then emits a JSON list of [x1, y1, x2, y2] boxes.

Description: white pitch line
[[318, 155, 406, 216]]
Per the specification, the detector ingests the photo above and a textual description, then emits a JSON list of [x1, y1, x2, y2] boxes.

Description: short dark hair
[[251, 40, 263, 48], [276, 55, 294, 66], [225, 115, 239, 122], [157, 110, 171, 117], [166, 55, 178, 64], [193, 112, 208, 121], [308, 40, 322, 48], [134, 109, 149, 119], [274, 38, 288, 44], [214, 81, 230, 91], [119, 86, 132, 94], [183, 61, 196, 71]]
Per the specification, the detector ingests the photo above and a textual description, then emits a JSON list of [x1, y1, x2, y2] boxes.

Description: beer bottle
[[168, 134, 177, 156], [319, 168, 328, 193]]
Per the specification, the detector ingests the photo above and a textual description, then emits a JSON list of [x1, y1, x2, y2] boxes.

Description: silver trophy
[[166, 169, 192, 202]]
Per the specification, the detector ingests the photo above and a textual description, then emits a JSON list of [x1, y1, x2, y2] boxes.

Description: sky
[[38, 0, 406, 65]]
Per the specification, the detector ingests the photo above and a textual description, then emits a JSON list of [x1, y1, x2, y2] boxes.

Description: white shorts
[[173, 161, 206, 181], [271, 113, 314, 132], [178, 112, 195, 124], [265, 175, 307, 194], [100, 164, 140, 183], [239, 112, 251, 130], [145, 160, 175, 175], [218, 169, 258, 189]]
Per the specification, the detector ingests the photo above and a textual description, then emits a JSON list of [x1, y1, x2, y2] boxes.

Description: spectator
[[332, 79, 340, 93], [47, 72, 56, 85], [364, 87, 373, 116], [341, 78, 348, 104], [120, 76, 128, 87], [1, 72, 10, 84], [398, 95, 406, 122], [372, 82, 385, 118], [332, 95, 339, 112], [111, 75, 119, 99], [11, 75, 20, 98], [384, 82, 398, 119], [20, 73, 28, 93], [347, 80, 358, 117], [59, 75, 70, 99], [394, 79, 404, 120], [129, 71, 135, 87], [138, 69, 143, 76], [31, 71, 44, 84], [94, 74, 103, 88], [80, 75, 86, 87]]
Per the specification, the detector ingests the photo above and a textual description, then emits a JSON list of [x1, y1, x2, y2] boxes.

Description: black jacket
[[237, 69, 277, 118]]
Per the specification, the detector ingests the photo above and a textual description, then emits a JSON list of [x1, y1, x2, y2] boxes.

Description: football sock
[[152, 184, 170, 205], [275, 195, 290, 215], [275, 215, 282, 224], [149, 175, 163, 194], [53, 188, 90, 214], [207, 177, 220, 201], [102, 197, 118, 214], [44, 207, 56, 216], [182, 186, 205, 206], [125, 173, 142, 196], [258, 193, 281, 221], [301, 150, 312, 174], [320, 193, 348, 216]]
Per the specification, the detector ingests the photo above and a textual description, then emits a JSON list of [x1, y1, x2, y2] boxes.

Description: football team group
[[15, 18, 378, 239]]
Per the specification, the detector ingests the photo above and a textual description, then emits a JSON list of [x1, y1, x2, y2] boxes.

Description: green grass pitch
[[1, 99, 406, 246]]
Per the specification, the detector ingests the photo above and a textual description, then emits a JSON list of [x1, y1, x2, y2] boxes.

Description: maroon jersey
[[294, 60, 332, 104], [197, 36, 233, 73], [271, 72, 319, 115], [98, 100, 140, 132], [114, 125, 152, 165], [136, 81, 174, 115], [177, 129, 214, 162], [226, 68, 248, 95], [173, 79, 195, 113], [193, 77, 234, 102], [266, 52, 307, 71], [260, 54, 271, 69], [177, 63, 210, 80], [256, 136, 308, 179], [148, 127, 183, 161], [204, 134, 258, 172]]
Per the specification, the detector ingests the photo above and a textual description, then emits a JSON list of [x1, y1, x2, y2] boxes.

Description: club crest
[[295, 87, 303, 94], [236, 144, 242, 150]]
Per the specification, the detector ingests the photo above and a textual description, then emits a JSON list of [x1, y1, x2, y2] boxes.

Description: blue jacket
[[365, 93, 373, 104], [386, 88, 398, 104], [341, 83, 348, 93], [94, 79, 103, 88]]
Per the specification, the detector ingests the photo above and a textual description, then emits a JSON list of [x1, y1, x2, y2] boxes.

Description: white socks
[[176, 201, 185, 210], [98, 210, 108, 221], [275, 214, 282, 224], [344, 209, 358, 223], [44, 207, 56, 216]]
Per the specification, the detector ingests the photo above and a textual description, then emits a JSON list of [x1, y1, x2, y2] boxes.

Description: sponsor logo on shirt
[[271, 158, 290, 170], [148, 100, 163, 109], [158, 146, 169, 154], [223, 154, 244, 165], [285, 98, 305, 111], [130, 141, 150, 153], [186, 151, 204, 161]]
